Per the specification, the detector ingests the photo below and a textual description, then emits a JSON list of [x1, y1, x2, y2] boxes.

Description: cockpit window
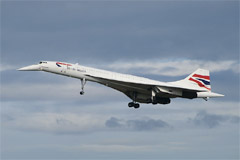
[[39, 61, 47, 64]]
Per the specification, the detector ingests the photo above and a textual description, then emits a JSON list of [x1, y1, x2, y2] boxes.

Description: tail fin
[[184, 69, 211, 91]]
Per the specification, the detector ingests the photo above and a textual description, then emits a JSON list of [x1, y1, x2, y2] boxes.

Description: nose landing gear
[[80, 78, 86, 95]]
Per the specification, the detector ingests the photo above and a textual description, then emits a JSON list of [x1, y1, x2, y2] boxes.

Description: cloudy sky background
[[1, 1, 239, 159]]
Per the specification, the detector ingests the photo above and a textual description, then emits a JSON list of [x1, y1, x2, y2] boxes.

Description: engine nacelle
[[153, 97, 171, 105], [132, 93, 171, 105], [182, 91, 197, 99]]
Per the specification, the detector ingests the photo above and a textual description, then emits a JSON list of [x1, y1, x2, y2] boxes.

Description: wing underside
[[87, 75, 154, 101], [86, 75, 200, 103]]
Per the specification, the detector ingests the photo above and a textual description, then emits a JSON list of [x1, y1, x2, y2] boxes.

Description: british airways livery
[[18, 61, 224, 108]]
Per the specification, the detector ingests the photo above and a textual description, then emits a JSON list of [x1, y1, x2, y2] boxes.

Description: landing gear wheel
[[80, 91, 84, 95], [128, 102, 140, 108], [128, 102, 134, 107], [134, 103, 140, 109]]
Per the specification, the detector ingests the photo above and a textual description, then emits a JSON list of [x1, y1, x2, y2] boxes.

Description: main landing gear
[[80, 78, 86, 95], [128, 102, 140, 109], [128, 92, 140, 109]]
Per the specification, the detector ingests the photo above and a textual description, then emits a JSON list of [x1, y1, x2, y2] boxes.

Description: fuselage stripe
[[192, 74, 210, 80], [189, 77, 211, 91], [196, 78, 210, 85], [56, 62, 72, 66]]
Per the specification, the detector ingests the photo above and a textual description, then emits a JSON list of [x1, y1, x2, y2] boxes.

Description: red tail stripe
[[192, 74, 210, 80], [189, 77, 211, 91], [56, 62, 72, 66]]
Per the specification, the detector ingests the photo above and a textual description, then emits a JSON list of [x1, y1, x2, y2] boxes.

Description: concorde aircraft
[[18, 61, 224, 108]]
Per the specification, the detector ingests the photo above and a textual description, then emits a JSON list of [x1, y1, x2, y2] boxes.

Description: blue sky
[[1, 1, 239, 159]]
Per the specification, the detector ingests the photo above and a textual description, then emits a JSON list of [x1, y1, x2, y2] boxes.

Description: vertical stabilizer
[[184, 69, 211, 91]]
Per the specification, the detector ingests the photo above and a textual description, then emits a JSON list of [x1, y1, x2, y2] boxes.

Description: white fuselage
[[43, 61, 168, 87], [18, 61, 224, 107]]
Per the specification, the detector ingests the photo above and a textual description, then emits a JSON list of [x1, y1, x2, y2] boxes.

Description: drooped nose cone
[[18, 64, 40, 71]]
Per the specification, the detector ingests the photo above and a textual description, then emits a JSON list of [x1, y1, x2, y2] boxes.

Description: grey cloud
[[1, 82, 123, 103], [229, 116, 240, 123], [105, 117, 123, 128], [104, 59, 239, 77], [105, 117, 170, 131], [2, 114, 15, 122], [127, 119, 169, 131], [189, 110, 240, 128], [56, 118, 73, 126], [2, 112, 106, 134]]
